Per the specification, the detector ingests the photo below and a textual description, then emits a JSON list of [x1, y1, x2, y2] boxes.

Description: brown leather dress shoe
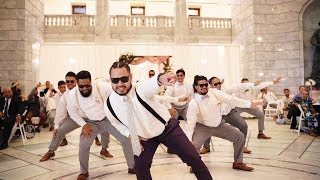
[[49, 127, 54, 131], [39, 151, 55, 162], [95, 137, 101, 146], [200, 147, 210, 154], [77, 172, 89, 180], [243, 147, 252, 154], [60, 139, 68, 146], [257, 133, 271, 139], [128, 168, 136, 174], [233, 162, 254, 171], [100, 149, 113, 158]]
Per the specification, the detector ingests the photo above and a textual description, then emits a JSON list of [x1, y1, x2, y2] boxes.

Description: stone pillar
[[95, 0, 110, 42], [232, 0, 309, 94], [0, 0, 44, 97], [174, 0, 188, 44]]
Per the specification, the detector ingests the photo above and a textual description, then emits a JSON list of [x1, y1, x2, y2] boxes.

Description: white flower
[[308, 79, 316, 85], [305, 81, 311, 86]]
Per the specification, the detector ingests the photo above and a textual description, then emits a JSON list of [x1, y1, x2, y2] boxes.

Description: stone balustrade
[[110, 15, 174, 28], [44, 14, 231, 43]]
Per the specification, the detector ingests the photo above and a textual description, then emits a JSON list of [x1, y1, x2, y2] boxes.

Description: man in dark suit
[[0, 87, 24, 150]]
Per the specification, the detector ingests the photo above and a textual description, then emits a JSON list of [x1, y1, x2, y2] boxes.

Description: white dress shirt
[[104, 76, 172, 139], [185, 89, 252, 141], [235, 81, 274, 101], [164, 81, 193, 108], [54, 89, 70, 129], [220, 83, 254, 115], [258, 91, 277, 103], [67, 81, 113, 127]]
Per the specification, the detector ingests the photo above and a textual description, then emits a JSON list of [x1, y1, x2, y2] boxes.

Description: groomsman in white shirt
[[105, 61, 212, 180], [164, 69, 193, 120], [186, 75, 262, 171], [39, 72, 113, 166], [200, 76, 259, 154], [67, 70, 135, 180]]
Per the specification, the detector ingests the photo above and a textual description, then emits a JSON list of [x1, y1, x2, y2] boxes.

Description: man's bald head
[[3, 87, 13, 99]]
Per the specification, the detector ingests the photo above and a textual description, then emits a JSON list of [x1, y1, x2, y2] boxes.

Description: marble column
[[174, 0, 188, 44], [231, 0, 310, 94], [95, 0, 110, 42], [0, 0, 44, 97]]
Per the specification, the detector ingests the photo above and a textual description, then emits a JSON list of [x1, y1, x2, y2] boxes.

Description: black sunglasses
[[149, 73, 155, 77], [66, 80, 75, 83], [198, 83, 209, 88], [213, 82, 221, 86], [111, 76, 130, 84], [78, 84, 92, 89]]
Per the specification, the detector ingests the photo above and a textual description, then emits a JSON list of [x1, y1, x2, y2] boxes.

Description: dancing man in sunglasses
[[40, 72, 114, 164], [104, 61, 212, 180], [186, 75, 263, 172], [66, 70, 135, 180]]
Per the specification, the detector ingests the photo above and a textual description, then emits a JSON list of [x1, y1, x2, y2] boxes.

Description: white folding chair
[[291, 104, 305, 135], [264, 101, 279, 120], [8, 121, 27, 145]]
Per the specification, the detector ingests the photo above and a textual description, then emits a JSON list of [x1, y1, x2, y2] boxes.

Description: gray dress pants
[[193, 121, 244, 163], [48, 116, 109, 151], [236, 107, 265, 131], [203, 109, 247, 149], [79, 118, 134, 174]]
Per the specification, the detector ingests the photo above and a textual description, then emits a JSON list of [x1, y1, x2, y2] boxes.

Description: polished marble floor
[[0, 118, 320, 180]]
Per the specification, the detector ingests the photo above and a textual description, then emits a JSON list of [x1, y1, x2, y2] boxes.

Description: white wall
[[39, 43, 240, 87], [44, 0, 231, 18], [44, 0, 96, 15]]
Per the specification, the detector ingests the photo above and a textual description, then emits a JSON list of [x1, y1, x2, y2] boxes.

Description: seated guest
[[294, 90, 319, 136], [24, 83, 47, 132], [279, 88, 294, 119], [11, 81, 22, 101], [258, 87, 278, 108], [0, 87, 24, 149], [288, 85, 315, 130]]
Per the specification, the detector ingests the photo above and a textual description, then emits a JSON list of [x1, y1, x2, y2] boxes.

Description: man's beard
[[115, 85, 132, 96], [80, 88, 92, 97], [198, 91, 208, 95]]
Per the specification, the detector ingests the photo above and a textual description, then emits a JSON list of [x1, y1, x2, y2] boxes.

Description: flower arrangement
[[119, 52, 138, 64], [305, 79, 316, 86], [163, 58, 172, 73]]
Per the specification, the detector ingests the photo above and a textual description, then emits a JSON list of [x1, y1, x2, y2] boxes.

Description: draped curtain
[[39, 44, 240, 87]]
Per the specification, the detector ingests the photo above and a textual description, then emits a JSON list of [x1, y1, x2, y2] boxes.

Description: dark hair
[[193, 75, 208, 92], [76, 70, 91, 81], [299, 85, 306, 90], [149, 70, 155, 73], [65, 71, 76, 78], [58, 80, 66, 87], [284, 88, 289, 92], [208, 76, 217, 85], [109, 61, 131, 75], [176, 69, 185, 76], [241, 78, 249, 83]]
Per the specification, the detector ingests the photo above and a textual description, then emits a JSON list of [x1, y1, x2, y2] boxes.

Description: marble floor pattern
[[0, 118, 320, 180]]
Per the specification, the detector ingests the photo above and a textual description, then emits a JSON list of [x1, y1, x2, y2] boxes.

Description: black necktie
[[4, 99, 9, 117]]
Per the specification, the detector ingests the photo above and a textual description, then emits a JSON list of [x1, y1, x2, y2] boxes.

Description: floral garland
[[119, 53, 138, 64]]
